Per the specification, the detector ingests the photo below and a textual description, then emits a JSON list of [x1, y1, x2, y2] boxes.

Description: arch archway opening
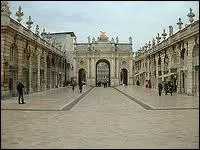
[[121, 68, 128, 85], [96, 59, 110, 87], [78, 68, 86, 85]]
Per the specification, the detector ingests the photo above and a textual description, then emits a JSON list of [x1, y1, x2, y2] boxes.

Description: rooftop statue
[[88, 36, 91, 44], [98, 31, 108, 41]]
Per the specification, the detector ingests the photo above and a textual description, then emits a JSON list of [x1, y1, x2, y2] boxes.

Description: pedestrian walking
[[79, 81, 83, 93], [168, 82, 173, 96], [164, 82, 168, 95], [17, 81, 25, 104], [158, 82, 163, 96], [105, 80, 108, 88], [103, 80, 106, 88], [72, 80, 75, 92], [136, 80, 140, 86]]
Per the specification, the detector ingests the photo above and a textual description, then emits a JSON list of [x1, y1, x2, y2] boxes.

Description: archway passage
[[96, 59, 110, 87], [121, 68, 128, 85], [78, 68, 86, 85]]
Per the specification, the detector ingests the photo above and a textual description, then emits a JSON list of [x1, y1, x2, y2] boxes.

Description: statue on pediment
[[98, 31, 108, 41], [88, 36, 91, 44]]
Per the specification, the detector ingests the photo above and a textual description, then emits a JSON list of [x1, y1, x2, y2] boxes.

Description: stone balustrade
[[135, 20, 199, 60], [9, 18, 65, 57]]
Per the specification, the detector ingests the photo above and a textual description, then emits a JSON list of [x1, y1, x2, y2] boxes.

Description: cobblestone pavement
[[1, 85, 199, 149], [115, 85, 199, 110], [1, 85, 92, 110]]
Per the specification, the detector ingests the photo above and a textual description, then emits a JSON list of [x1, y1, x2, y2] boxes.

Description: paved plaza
[[1, 85, 199, 149]]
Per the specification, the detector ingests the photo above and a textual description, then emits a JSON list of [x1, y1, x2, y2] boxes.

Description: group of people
[[97, 80, 108, 88], [72, 80, 83, 93], [158, 81, 173, 96], [16, 79, 84, 104], [145, 80, 152, 88]]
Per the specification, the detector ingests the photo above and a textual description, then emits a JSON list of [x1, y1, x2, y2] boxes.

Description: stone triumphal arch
[[73, 32, 134, 87]]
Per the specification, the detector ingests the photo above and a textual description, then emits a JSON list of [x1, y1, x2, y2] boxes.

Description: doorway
[[96, 59, 110, 87], [120, 68, 128, 85]]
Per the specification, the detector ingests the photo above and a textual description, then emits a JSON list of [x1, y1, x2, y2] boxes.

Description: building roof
[[48, 32, 76, 37]]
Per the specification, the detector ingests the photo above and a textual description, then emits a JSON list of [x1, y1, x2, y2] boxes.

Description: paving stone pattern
[[1, 85, 199, 149]]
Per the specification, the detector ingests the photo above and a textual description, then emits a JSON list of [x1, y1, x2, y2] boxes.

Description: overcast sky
[[9, 1, 199, 52]]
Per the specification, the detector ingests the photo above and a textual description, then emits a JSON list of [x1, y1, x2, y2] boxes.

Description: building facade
[[42, 32, 76, 82], [1, 2, 199, 98], [73, 32, 134, 86], [134, 18, 199, 96], [1, 2, 71, 98]]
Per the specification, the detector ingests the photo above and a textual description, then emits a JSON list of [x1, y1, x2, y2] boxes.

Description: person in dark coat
[[168, 82, 173, 96], [158, 82, 163, 96], [136, 80, 140, 86], [72, 80, 75, 92], [164, 82, 168, 95], [17, 82, 25, 104], [79, 81, 83, 93]]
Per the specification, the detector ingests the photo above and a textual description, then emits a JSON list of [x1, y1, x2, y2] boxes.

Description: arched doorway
[[120, 68, 128, 85], [78, 68, 86, 85], [96, 59, 110, 87]]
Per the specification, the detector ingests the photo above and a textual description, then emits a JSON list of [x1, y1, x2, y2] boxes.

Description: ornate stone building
[[1, 2, 199, 98], [73, 32, 134, 86], [134, 9, 199, 96], [1, 2, 71, 98], [42, 32, 76, 82]]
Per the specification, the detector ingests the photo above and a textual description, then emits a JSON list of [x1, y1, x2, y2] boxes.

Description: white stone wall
[[133, 20, 199, 95], [74, 40, 133, 87]]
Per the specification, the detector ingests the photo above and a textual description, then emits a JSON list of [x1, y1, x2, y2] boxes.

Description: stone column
[[29, 53, 33, 93], [196, 69, 199, 96], [89, 57, 91, 78], [91, 57, 95, 86], [177, 44, 182, 93], [161, 55, 165, 82], [116, 56, 119, 79], [111, 57, 115, 78], [115, 57, 117, 77], [116, 57, 119, 78], [73, 58, 76, 79], [48, 55, 52, 89], [129, 58, 133, 85], [44, 53, 47, 91], [87, 58, 90, 78], [91, 57, 95, 78], [155, 56, 159, 89], [37, 52, 41, 92], [186, 40, 195, 95]]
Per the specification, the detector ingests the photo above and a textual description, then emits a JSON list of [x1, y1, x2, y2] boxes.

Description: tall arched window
[[181, 48, 186, 60], [164, 55, 169, 70], [10, 44, 18, 64], [158, 57, 161, 70]]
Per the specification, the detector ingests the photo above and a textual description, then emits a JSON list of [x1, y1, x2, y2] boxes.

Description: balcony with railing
[[9, 18, 65, 58]]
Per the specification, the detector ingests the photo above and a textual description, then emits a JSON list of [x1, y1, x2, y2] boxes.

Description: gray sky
[[9, 1, 199, 52]]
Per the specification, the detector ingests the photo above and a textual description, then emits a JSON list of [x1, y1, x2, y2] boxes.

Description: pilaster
[[29, 53, 33, 93], [91, 57, 95, 78], [44, 53, 47, 91], [186, 40, 195, 95], [37, 52, 41, 92], [87, 58, 90, 78]]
